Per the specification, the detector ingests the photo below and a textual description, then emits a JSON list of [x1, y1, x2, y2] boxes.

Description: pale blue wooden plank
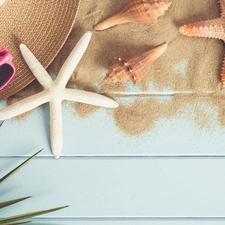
[[1, 157, 225, 217], [29, 220, 225, 225], [1, 98, 225, 157]]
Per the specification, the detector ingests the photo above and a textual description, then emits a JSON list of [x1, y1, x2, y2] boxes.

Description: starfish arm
[[49, 99, 63, 159], [63, 88, 119, 108], [220, 0, 225, 17], [0, 91, 49, 120], [20, 44, 53, 89], [221, 54, 225, 86], [55, 32, 92, 88], [179, 18, 225, 41]]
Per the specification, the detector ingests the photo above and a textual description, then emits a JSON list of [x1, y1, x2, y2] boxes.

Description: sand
[[7, 0, 225, 134]]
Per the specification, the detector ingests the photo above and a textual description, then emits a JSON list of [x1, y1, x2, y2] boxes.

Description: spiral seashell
[[103, 43, 167, 84], [94, 0, 172, 31]]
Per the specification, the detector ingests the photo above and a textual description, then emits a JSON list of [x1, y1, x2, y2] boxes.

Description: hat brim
[[0, 0, 80, 100]]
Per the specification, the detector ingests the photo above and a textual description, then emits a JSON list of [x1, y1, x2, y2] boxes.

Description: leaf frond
[[0, 150, 42, 185], [0, 197, 31, 209], [0, 121, 4, 127], [3, 220, 31, 224], [0, 205, 69, 224]]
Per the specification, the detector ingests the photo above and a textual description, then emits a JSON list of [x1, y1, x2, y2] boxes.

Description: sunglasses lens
[[0, 64, 14, 88]]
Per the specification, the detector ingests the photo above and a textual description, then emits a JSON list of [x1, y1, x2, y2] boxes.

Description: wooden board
[[1, 98, 225, 157], [1, 157, 225, 219]]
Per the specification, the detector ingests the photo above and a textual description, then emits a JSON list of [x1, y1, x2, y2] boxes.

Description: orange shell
[[94, 0, 172, 31], [103, 43, 167, 84]]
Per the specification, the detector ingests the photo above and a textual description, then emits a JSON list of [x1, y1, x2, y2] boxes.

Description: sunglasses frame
[[0, 48, 15, 91]]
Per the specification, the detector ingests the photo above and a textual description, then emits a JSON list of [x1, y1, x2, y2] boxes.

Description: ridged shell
[[94, 0, 172, 31], [103, 43, 167, 84]]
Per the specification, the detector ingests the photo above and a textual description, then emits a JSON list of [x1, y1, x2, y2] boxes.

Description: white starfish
[[0, 32, 118, 159]]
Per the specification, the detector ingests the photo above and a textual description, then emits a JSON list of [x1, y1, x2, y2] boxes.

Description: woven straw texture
[[0, 0, 80, 100]]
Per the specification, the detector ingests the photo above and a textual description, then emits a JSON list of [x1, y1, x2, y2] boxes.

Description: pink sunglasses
[[0, 48, 15, 91]]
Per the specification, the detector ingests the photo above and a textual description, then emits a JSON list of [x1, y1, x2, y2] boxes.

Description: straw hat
[[0, 0, 80, 100]]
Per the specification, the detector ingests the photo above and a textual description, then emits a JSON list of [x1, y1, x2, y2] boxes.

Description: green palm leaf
[[3, 220, 31, 225], [0, 121, 4, 127], [0, 150, 42, 185], [0, 197, 31, 209], [0, 205, 68, 224], [0, 150, 69, 224]]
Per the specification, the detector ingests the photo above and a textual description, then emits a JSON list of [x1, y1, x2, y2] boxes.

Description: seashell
[[94, 0, 172, 31], [103, 43, 167, 84]]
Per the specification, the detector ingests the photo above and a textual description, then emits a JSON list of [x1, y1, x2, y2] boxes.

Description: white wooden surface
[[1, 96, 225, 224], [24, 222, 225, 225]]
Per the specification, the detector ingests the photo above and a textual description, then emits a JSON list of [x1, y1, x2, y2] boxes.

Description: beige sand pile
[[9, 0, 225, 135]]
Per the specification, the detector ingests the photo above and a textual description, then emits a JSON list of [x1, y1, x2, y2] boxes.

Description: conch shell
[[94, 0, 172, 31], [103, 43, 167, 84]]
